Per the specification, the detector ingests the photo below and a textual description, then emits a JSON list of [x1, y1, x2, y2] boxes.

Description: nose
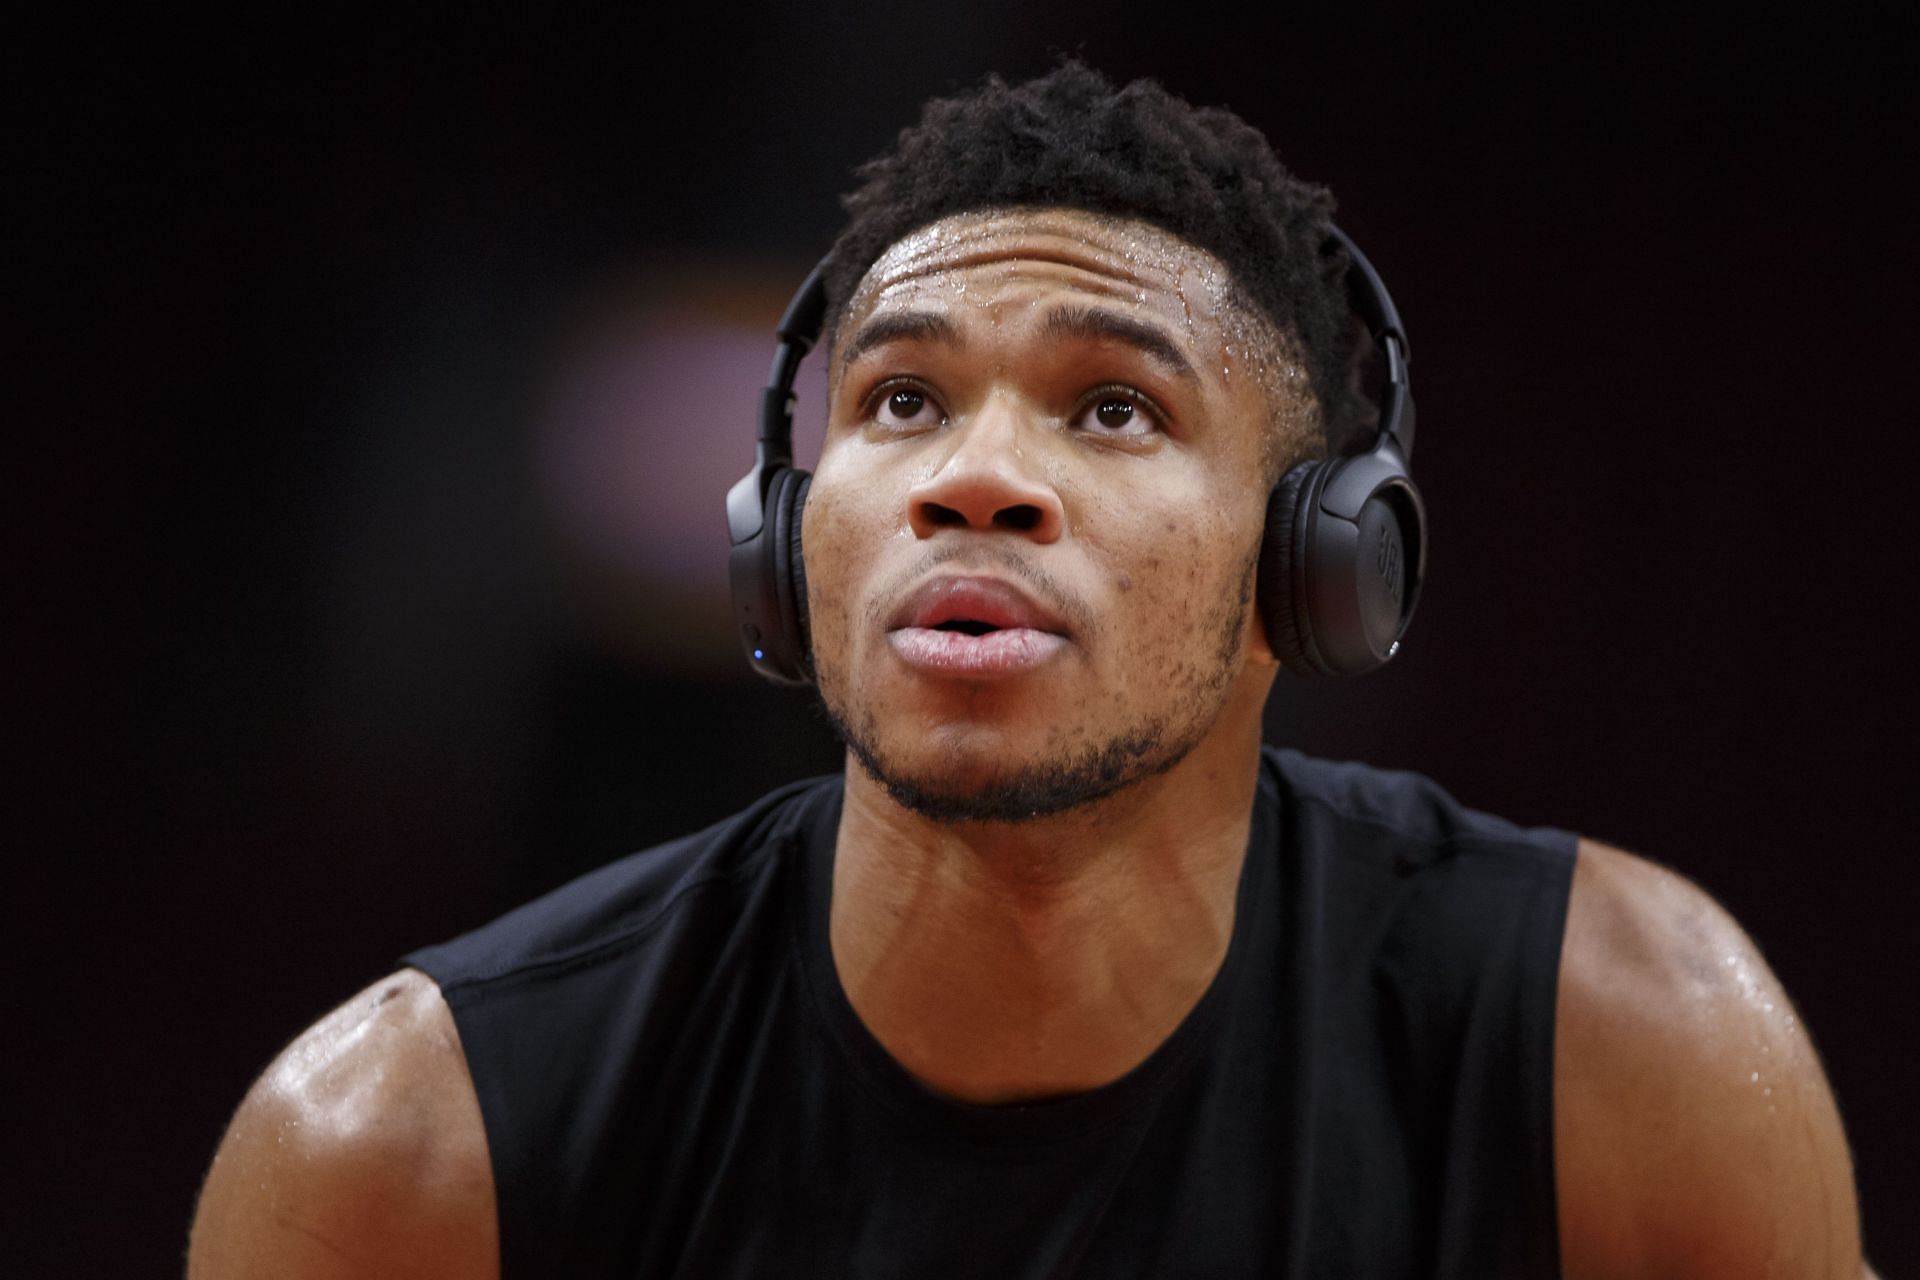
[[907, 394, 1065, 542]]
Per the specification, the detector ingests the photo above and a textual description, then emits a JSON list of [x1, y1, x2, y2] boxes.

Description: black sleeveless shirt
[[405, 748, 1576, 1277]]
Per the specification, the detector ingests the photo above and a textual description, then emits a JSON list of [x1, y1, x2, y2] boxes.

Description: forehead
[[840, 208, 1278, 362]]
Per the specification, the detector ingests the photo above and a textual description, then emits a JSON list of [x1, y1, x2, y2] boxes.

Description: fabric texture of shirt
[[404, 746, 1578, 1277]]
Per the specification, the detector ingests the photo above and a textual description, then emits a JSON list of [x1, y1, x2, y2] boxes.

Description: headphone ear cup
[[737, 464, 816, 686], [1260, 460, 1324, 676], [759, 466, 814, 682]]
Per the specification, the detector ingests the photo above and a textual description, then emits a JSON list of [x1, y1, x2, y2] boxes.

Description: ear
[[1242, 559, 1283, 670]]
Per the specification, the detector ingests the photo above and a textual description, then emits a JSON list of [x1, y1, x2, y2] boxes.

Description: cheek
[[800, 490, 851, 646], [800, 463, 897, 657], [1098, 507, 1253, 669]]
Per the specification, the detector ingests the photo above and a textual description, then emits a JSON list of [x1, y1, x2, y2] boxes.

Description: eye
[[1073, 387, 1162, 439], [867, 381, 946, 430]]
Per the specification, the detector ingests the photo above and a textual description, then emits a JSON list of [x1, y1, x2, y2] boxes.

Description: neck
[[827, 703, 1266, 1105]]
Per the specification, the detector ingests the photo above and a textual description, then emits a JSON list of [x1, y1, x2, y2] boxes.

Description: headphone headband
[[1324, 224, 1414, 462]]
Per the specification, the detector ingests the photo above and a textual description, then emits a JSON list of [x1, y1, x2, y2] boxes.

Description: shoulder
[[187, 969, 496, 1280], [1555, 839, 1863, 1279]]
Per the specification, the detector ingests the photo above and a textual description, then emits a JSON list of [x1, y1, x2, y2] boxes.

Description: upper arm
[[187, 969, 498, 1280], [1554, 839, 1863, 1279]]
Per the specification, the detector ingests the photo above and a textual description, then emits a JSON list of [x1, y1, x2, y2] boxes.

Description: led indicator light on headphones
[[753, 649, 765, 661]]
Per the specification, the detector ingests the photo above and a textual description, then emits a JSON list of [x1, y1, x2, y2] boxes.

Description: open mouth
[[887, 575, 1071, 676], [891, 574, 1068, 638]]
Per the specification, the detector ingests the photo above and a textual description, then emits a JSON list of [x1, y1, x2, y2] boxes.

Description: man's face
[[803, 208, 1309, 822]]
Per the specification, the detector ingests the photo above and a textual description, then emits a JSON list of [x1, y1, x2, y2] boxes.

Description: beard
[[813, 547, 1259, 826], [825, 700, 1189, 824]]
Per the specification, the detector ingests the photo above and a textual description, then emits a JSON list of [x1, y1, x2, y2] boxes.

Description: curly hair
[[825, 60, 1373, 459]]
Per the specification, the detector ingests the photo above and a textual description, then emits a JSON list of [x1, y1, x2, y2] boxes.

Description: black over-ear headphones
[[725, 224, 1426, 686]]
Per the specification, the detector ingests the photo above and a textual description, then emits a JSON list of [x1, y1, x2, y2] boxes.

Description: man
[[188, 63, 1870, 1277]]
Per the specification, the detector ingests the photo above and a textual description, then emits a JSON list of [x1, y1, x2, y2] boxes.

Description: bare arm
[[187, 969, 498, 1279], [1555, 840, 1867, 1279]]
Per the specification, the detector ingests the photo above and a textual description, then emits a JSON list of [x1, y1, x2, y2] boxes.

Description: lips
[[893, 576, 1067, 635], [886, 575, 1071, 677]]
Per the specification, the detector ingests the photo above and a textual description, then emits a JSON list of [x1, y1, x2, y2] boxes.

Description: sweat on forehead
[[854, 209, 1216, 299], [841, 211, 1293, 368]]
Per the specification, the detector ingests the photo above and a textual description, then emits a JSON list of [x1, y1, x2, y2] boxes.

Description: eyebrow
[[837, 311, 963, 371], [1039, 304, 1198, 382]]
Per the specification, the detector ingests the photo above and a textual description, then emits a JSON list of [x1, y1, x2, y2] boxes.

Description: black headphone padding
[[1260, 460, 1319, 675], [779, 471, 811, 666], [768, 467, 811, 680]]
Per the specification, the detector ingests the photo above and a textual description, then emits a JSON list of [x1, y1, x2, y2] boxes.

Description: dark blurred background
[[11, 5, 1915, 1273]]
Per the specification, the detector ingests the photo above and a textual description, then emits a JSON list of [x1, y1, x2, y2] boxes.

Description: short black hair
[[825, 60, 1372, 458]]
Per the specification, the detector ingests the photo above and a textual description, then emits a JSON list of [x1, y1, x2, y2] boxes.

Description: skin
[[187, 209, 1871, 1278], [186, 971, 495, 1279]]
